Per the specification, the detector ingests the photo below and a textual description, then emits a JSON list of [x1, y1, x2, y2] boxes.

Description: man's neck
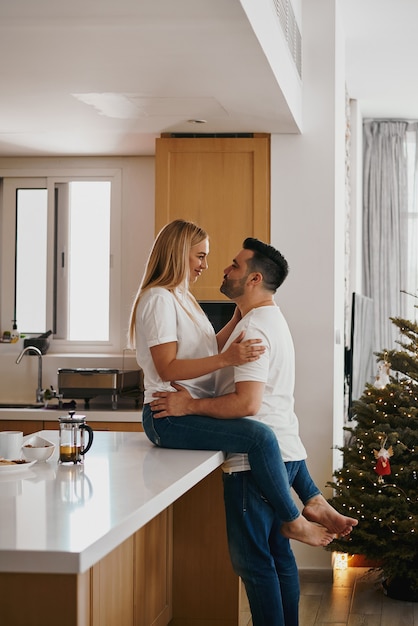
[[236, 294, 275, 318]]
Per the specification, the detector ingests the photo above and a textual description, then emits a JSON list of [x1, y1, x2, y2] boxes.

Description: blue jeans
[[223, 462, 320, 626], [142, 403, 301, 522]]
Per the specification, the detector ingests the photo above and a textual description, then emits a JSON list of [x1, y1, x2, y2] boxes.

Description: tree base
[[382, 577, 418, 602], [348, 555, 383, 568]]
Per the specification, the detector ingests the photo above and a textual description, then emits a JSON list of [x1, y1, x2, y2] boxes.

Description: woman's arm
[[150, 337, 264, 382]]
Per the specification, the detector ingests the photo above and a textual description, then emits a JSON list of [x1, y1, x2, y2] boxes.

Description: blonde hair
[[128, 219, 208, 347]]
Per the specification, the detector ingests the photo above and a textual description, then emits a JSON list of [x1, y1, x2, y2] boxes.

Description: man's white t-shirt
[[136, 287, 217, 404], [217, 304, 307, 472]]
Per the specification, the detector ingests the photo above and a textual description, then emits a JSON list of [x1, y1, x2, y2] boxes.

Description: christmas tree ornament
[[373, 440, 393, 484], [374, 358, 391, 389]]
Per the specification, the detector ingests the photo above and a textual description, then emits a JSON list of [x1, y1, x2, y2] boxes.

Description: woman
[[128, 219, 336, 546]]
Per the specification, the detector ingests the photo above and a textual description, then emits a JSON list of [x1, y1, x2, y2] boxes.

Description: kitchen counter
[[0, 431, 238, 626], [0, 430, 223, 573]]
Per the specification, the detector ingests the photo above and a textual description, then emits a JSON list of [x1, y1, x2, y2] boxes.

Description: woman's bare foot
[[280, 515, 335, 547], [302, 494, 358, 537]]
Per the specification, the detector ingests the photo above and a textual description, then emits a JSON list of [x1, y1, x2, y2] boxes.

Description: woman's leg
[[288, 459, 321, 503], [143, 404, 298, 520], [291, 460, 358, 536], [142, 405, 334, 546]]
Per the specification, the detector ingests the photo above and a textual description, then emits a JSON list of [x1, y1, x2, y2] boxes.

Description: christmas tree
[[327, 316, 418, 601]]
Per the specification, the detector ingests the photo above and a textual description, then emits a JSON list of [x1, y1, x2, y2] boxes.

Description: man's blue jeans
[[142, 403, 301, 522], [223, 462, 320, 626]]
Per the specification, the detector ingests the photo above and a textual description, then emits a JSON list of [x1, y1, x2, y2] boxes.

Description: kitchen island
[[0, 431, 239, 626]]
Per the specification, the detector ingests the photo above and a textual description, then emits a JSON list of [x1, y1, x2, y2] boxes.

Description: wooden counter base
[[0, 469, 239, 626]]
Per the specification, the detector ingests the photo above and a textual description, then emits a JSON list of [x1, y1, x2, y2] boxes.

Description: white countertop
[[0, 430, 225, 574]]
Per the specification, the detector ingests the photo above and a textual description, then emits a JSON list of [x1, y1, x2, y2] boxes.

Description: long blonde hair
[[128, 219, 209, 347]]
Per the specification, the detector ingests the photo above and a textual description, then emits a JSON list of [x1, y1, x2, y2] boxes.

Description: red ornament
[[374, 446, 393, 477]]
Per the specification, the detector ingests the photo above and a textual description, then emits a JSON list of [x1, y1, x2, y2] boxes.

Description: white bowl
[[22, 435, 55, 462]]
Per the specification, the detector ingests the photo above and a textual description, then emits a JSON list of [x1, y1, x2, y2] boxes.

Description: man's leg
[[223, 471, 299, 626], [269, 517, 300, 626]]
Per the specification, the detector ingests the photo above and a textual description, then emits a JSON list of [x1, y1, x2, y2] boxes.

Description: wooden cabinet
[[171, 468, 239, 625], [42, 421, 143, 433], [91, 506, 172, 626], [155, 135, 270, 301], [135, 507, 173, 625], [0, 507, 172, 626], [0, 419, 43, 436], [0, 420, 143, 437]]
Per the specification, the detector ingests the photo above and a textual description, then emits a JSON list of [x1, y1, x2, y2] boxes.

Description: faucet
[[16, 345, 44, 404]]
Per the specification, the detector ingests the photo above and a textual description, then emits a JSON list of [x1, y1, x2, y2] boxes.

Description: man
[[151, 238, 357, 625]]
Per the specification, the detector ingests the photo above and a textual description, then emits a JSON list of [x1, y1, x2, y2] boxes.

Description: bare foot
[[280, 515, 335, 547], [303, 494, 358, 537]]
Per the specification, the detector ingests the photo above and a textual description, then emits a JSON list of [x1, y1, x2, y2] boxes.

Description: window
[[0, 171, 121, 351], [15, 188, 48, 332], [56, 181, 111, 341], [405, 132, 418, 321]]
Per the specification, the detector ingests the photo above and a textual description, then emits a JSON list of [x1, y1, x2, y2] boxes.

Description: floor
[[240, 567, 418, 625]]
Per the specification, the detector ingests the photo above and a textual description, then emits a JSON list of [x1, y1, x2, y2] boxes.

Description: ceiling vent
[[272, 0, 302, 78]]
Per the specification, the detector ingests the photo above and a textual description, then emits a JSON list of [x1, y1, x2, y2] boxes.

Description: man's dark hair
[[243, 237, 289, 292]]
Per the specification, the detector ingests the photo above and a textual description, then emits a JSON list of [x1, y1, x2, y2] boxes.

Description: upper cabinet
[[155, 135, 270, 301]]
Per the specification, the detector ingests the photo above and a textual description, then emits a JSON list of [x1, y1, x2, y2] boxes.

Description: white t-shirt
[[217, 304, 307, 472], [136, 287, 218, 404]]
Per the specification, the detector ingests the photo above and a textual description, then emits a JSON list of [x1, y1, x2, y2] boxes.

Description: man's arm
[[150, 380, 264, 419]]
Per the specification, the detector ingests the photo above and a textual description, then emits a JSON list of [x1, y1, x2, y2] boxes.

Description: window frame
[[0, 168, 122, 354]]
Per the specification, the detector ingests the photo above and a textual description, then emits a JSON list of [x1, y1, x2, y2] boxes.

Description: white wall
[[271, 0, 346, 570]]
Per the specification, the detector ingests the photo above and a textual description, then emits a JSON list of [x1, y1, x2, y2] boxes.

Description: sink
[[0, 403, 45, 409]]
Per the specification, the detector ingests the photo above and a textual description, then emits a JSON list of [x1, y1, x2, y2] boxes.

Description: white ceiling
[[0, 0, 415, 157], [340, 0, 418, 121]]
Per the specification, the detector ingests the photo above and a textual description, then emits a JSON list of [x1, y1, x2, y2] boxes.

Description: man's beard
[[220, 275, 247, 299]]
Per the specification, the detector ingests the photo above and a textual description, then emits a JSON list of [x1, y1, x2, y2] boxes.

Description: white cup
[[0, 430, 24, 460]]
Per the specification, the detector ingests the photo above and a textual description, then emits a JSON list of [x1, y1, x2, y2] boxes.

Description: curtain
[[363, 120, 415, 353]]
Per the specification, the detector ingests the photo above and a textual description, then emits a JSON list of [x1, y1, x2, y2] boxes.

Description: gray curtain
[[363, 120, 412, 353]]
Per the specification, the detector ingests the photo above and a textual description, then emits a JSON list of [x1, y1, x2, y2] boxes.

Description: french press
[[58, 410, 94, 464]]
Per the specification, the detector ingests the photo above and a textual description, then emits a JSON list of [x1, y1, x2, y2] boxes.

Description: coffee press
[[58, 410, 94, 464]]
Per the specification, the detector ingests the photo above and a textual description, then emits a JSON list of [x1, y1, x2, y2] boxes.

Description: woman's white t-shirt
[[136, 287, 218, 404]]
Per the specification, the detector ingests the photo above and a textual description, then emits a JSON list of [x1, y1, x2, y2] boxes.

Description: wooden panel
[[135, 507, 173, 626], [91, 535, 134, 626], [0, 571, 90, 626], [155, 136, 270, 301], [42, 421, 143, 432], [170, 468, 239, 626], [0, 419, 43, 436], [43, 421, 60, 430], [84, 421, 143, 432]]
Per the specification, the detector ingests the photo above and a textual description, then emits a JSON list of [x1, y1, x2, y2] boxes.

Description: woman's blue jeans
[[142, 403, 302, 522], [223, 462, 320, 626]]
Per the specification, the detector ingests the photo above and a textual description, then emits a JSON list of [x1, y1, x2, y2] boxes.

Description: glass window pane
[[16, 189, 48, 332], [67, 181, 111, 341]]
